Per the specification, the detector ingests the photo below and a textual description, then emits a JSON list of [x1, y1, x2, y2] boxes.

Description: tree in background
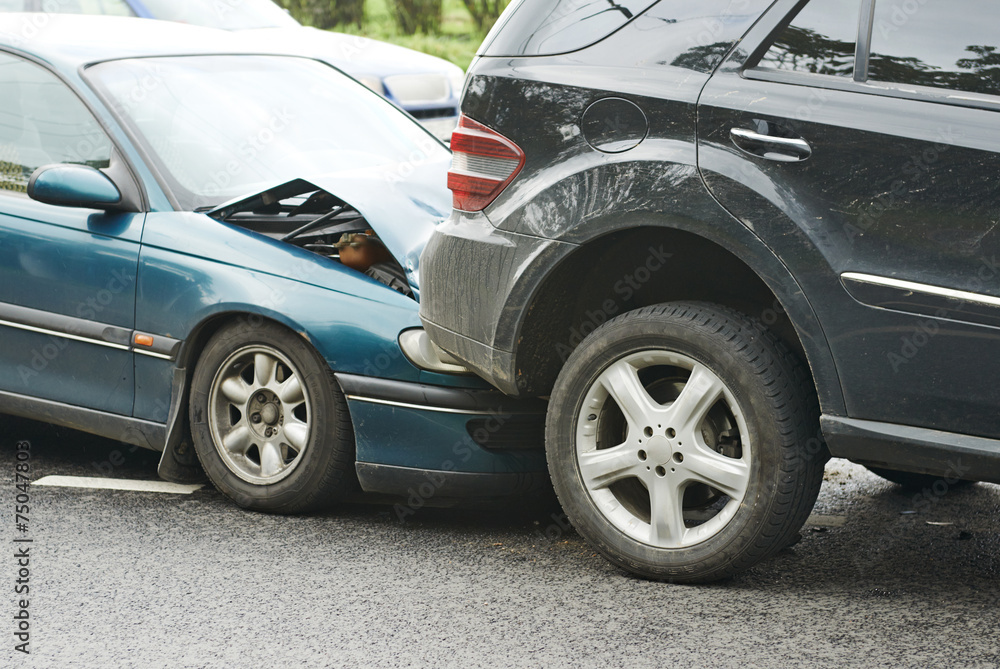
[[460, 0, 508, 32], [390, 0, 442, 35], [276, 0, 365, 29]]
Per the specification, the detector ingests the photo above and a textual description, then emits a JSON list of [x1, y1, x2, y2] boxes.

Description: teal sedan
[[0, 14, 545, 512]]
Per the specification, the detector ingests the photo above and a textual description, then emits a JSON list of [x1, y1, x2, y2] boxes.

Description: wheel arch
[[160, 309, 334, 481], [506, 219, 845, 415]]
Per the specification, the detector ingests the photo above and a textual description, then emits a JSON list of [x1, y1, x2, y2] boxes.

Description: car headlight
[[399, 329, 471, 374], [358, 76, 385, 95], [448, 67, 466, 99]]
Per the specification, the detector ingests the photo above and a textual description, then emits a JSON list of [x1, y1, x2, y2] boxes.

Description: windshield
[[137, 0, 299, 30], [87, 55, 449, 210]]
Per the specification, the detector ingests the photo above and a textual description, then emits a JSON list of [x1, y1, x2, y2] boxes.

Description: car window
[[757, 0, 861, 77], [0, 52, 112, 195], [482, 0, 660, 57], [88, 55, 449, 210], [0, 0, 134, 15], [869, 0, 1000, 97]]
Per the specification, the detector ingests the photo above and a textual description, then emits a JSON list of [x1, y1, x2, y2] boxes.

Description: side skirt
[[0, 389, 166, 451], [355, 462, 549, 504], [823, 415, 1000, 484]]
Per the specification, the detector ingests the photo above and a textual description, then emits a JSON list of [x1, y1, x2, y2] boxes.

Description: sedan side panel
[[0, 197, 141, 415]]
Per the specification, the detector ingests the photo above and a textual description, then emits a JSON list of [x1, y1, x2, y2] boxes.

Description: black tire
[[865, 466, 975, 490], [546, 302, 827, 583], [189, 320, 355, 513]]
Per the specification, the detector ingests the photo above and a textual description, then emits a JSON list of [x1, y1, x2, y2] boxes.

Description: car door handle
[[730, 128, 812, 162]]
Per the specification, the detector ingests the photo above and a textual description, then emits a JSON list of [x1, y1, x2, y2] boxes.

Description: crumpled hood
[[208, 156, 452, 296]]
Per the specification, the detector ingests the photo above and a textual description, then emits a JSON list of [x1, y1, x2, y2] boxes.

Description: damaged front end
[[206, 175, 447, 299]]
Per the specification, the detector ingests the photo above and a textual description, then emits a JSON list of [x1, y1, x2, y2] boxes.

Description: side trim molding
[[842, 272, 1000, 309], [0, 302, 181, 361], [335, 372, 547, 415], [841, 272, 1000, 328]]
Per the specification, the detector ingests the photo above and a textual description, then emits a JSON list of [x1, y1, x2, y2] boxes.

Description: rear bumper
[[418, 210, 574, 395], [419, 319, 522, 397], [335, 373, 547, 498]]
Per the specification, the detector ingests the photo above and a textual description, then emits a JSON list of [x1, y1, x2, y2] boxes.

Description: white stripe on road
[[33, 476, 203, 495], [807, 514, 847, 527]]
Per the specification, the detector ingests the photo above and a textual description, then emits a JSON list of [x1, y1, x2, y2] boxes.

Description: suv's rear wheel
[[546, 302, 826, 582]]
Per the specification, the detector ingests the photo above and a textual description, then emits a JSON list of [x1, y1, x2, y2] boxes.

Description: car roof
[[0, 14, 274, 71]]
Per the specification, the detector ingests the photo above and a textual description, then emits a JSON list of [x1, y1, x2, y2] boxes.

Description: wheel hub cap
[[643, 435, 673, 466], [260, 403, 280, 426], [207, 346, 312, 485], [576, 350, 751, 549]]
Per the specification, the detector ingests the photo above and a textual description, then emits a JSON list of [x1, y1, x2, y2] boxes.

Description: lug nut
[[265, 427, 274, 437], [251, 413, 262, 424], [257, 393, 267, 403]]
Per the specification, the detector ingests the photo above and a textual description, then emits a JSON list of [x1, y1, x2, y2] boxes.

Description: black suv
[[420, 0, 1000, 581]]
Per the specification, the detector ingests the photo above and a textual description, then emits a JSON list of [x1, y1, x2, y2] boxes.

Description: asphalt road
[[1, 416, 998, 669]]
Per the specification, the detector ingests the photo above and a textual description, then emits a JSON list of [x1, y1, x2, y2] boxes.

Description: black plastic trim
[[355, 462, 547, 499], [744, 66, 1000, 113], [0, 301, 131, 349], [335, 372, 547, 415], [0, 389, 166, 451], [823, 415, 1000, 485], [854, 0, 876, 83], [0, 302, 182, 360]]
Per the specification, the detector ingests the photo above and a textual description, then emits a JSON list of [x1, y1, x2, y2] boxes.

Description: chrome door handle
[[730, 127, 812, 161]]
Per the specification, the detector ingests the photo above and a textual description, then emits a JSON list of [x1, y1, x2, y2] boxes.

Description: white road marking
[[33, 476, 203, 495], [807, 514, 847, 527]]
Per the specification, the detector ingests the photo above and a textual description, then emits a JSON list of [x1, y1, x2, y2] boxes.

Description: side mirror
[[27, 164, 123, 210]]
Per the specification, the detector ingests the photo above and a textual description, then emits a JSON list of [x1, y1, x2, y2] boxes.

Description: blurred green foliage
[[390, 0, 443, 35], [459, 0, 507, 32], [276, 0, 365, 29], [278, 0, 510, 69]]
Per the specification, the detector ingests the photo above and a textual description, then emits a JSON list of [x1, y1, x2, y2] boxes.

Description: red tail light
[[447, 115, 525, 212]]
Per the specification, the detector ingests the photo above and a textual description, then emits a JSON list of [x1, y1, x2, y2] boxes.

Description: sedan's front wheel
[[546, 302, 826, 582], [189, 320, 355, 513]]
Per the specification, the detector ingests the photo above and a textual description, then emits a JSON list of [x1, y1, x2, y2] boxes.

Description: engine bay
[[206, 179, 413, 297]]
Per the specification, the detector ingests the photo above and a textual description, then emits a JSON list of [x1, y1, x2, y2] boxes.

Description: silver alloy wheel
[[575, 350, 751, 549], [207, 345, 312, 485]]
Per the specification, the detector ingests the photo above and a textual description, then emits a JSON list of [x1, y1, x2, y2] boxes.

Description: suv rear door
[[697, 0, 1000, 439]]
